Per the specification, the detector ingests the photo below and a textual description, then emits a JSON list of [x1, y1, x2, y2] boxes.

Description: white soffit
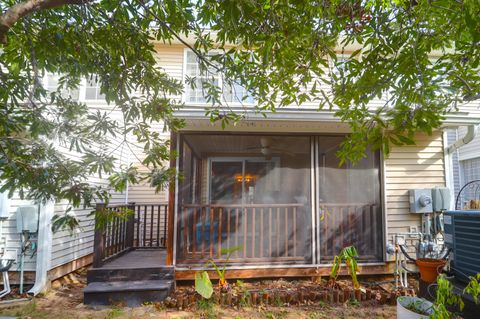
[[182, 119, 351, 133]]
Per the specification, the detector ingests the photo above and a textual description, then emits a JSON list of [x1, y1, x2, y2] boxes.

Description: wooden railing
[[177, 202, 381, 265], [134, 203, 169, 248], [318, 203, 381, 261], [92, 202, 168, 267], [177, 204, 306, 264]]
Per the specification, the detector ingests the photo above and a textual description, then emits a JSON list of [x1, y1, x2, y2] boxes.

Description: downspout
[[446, 124, 479, 154], [27, 201, 54, 296]]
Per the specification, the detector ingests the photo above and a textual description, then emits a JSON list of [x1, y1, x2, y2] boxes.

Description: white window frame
[[42, 74, 107, 103], [182, 48, 255, 106], [43, 73, 80, 101], [80, 77, 106, 103], [207, 156, 280, 205]]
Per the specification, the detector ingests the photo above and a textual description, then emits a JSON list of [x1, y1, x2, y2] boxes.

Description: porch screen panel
[[317, 136, 382, 262], [176, 134, 312, 265]]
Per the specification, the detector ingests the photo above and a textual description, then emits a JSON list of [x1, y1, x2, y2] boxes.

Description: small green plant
[[431, 274, 464, 319], [236, 280, 251, 306], [329, 245, 360, 289], [263, 310, 287, 319], [195, 247, 240, 299], [402, 298, 430, 316], [428, 273, 480, 319], [464, 273, 480, 303], [273, 293, 283, 306], [206, 247, 240, 289], [348, 298, 360, 307], [197, 299, 216, 319], [106, 306, 124, 319]]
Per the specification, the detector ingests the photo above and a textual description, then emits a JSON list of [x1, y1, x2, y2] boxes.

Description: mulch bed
[[165, 278, 417, 310]]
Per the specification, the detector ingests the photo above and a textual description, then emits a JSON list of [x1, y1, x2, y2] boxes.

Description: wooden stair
[[84, 265, 174, 306]]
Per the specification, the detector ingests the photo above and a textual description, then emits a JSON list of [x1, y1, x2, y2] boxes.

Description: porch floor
[[99, 248, 167, 269]]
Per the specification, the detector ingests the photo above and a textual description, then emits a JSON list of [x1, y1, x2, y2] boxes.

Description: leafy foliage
[[431, 274, 464, 319], [428, 273, 480, 318], [0, 0, 184, 229], [463, 273, 480, 304], [329, 245, 360, 289], [1, 1, 480, 229]]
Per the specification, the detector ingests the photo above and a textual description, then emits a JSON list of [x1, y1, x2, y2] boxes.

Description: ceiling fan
[[245, 137, 295, 159]]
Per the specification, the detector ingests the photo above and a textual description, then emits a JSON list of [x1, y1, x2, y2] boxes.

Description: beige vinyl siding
[[154, 44, 184, 98], [124, 122, 169, 204], [385, 132, 446, 243], [124, 45, 182, 205]]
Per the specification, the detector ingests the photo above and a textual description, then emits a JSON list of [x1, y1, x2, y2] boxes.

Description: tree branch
[[0, 0, 90, 44]]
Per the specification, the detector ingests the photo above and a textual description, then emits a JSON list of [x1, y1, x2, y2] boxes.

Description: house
[[2, 39, 480, 306], [83, 41, 480, 305]]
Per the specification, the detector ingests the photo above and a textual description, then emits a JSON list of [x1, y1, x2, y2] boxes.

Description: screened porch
[[176, 133, 383, 266]]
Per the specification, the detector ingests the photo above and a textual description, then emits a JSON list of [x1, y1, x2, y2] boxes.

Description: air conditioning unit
[[444, 210, 480, 283]]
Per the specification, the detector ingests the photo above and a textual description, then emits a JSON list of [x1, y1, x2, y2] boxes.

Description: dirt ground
[[0, 271, 397, 319]]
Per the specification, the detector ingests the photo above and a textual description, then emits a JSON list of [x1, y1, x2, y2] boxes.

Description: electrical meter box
[[409, 189, 433, 213], [431, 187, 451, 211], [16, 205, 39, 233], [0, 192, 9, 220]]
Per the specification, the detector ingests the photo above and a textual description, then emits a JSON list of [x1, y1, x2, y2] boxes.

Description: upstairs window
[[44, 74, 80, 100], [84, 78, 106, 101], [184, 50, 254, 105]]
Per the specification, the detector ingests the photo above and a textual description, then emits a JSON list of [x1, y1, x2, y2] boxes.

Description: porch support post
[[166, 132, 177, 265], [92, 203, 106, 268], [126, 202, 136, 249]]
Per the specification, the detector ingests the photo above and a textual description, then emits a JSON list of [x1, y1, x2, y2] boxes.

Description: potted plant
[[397, 296, 433, 319], [397, 273, 480, 319]]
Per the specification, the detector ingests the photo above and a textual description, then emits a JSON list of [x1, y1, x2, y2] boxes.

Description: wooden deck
[[98, 249, 167, 269]]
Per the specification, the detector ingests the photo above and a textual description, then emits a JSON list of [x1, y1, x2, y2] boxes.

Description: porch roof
[[174, 104, 480, 131]]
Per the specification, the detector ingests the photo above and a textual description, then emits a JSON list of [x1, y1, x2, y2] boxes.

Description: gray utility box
[[432, 187, 451, 211], [409, 189, 433, 213]]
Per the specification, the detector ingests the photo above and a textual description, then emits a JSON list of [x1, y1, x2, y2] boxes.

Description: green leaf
[[195, 271, 213, 299]]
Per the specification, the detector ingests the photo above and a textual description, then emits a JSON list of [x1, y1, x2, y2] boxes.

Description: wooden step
[[84, 279, 174, 306], [87, 266, 174, 283]]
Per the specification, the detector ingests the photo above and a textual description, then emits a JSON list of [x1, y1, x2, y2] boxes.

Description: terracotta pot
[[416, 258, 446, 283]]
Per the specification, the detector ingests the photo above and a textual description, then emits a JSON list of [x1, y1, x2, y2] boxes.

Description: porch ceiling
[[183, 134, 311, 157]]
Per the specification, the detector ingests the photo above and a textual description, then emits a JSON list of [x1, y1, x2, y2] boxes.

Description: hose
[[401, 263, 419, 274], [0, 259, 13, 272], [438, 247, 451, 260], [399, 244, 417, 262]]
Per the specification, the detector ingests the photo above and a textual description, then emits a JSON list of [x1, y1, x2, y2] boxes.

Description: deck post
[[126, 202, 136, 249], [166, 132, 177, 265], [93, 203, 106, 268]]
